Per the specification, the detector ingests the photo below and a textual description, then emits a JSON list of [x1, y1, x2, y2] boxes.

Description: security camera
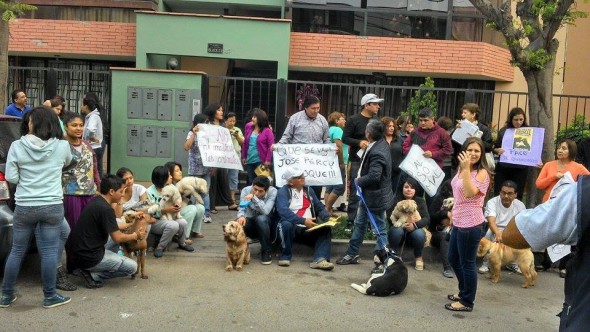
[[167, 57, 179, 70]]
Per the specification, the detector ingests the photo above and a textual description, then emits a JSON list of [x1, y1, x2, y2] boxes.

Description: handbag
[[254, 164, 273, 178]]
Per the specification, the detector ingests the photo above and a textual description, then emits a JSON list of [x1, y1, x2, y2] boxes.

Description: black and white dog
[[350, 250, 408, 296]]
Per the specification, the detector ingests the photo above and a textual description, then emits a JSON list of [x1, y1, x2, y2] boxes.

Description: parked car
[[0, 115, 21, 275]]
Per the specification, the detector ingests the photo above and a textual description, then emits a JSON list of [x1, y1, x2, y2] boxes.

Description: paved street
[[0, 208, 563, 331]]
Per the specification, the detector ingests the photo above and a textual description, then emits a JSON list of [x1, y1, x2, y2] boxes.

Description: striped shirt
[[278, 110, 330, 144], [451, 170, 490, 228]]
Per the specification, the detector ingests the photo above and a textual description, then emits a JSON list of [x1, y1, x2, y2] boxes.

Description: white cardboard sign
[[399, 145, 445, 197], [196, 124, 243, 171], [273, 144, 341, 187]]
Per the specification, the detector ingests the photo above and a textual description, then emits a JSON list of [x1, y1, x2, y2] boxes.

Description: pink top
[[451, 170, 490, 228]]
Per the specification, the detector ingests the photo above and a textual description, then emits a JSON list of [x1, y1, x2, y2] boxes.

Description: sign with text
[[452, 120, 482, 145], [399, 145, 445, 197], [273, 144, 341, 187], [499, 127, 544, 167], [196, 124, 243, 170], [207, 43, 223, 54]]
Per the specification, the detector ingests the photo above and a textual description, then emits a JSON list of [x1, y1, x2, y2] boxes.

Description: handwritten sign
[[196, 124, 243, 170], [273, 144, 341, 187], [399, 145, 444, 197], [452, 120, 482, 145], [499, 127, 544, 167]]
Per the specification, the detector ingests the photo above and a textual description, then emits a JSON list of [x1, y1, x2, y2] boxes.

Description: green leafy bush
[[406, 77, 437, 123], [555, 114, 590, 144]]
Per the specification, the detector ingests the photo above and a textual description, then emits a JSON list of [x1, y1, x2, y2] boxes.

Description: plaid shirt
[[278, 110, 330, 144]]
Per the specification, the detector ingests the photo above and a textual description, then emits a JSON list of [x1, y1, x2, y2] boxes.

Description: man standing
[[69, 175, 145, 289], [337, 119, 394, 267], [81, 96, 104, 178], [342, 93, 383, 231], [504, 175, 590, 331], [479, 180, 526, 274], [236, 176, 277, 265], [275, 168, 334, 271], [4, 89, 31, 118]]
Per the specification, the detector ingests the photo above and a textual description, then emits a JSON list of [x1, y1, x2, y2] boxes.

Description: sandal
[[184, 239, 193, 245], [447, 294, 461, 301], [210, 209, 218, 214], [444, 302, 473, 312], [415, 259, 424, 271], [228, 204, 238, 211], [190, 232, 205, 239]]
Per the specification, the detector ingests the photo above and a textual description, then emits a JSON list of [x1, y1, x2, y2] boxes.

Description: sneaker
[[278, 259, 290, 267], [310, 259, 334, 271], [203, 215, 212, 223], [344, 223, 353, 234], [415, 259, 424, 271], [0, 295, 17, 308], [442, 268, 454, 278], [43, 293, 71, 309], [154, 248, 164, 258], [76, 269, 103, 289], [505, 264, 522, 275], [56, 266, 77, 291], [178, 243, 195, 252], [261, 251, 272, 265], [371, 264, 385, 274], [336, 254, 360, 265], [478, 265, 489, 274]]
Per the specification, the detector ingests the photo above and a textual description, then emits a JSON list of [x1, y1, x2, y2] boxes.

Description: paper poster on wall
[[273, 144, 341, 187], [399, 145, 445, 197], [196, 124, 243, 170], [499, 127, 544, 167]]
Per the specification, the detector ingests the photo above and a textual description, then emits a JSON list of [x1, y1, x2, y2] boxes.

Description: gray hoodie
[[6, 135, 73, 206]]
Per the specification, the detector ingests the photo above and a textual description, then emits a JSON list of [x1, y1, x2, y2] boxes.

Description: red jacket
[[402, 122, 452, 168]]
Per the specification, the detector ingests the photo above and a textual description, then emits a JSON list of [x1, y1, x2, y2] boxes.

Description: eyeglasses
[[500, 191, 516, 197]]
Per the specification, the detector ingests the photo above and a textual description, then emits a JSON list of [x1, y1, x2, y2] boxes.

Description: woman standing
[[381, 117, 404, 211], [387, 178, 430, 271], [324, 112, 347, 214], [494, 107, 530, 199], [165, 161, 206, 243], [1, 107, 73, 309], [241, 108, 274, 185], [446, 137, 490, 312], [225, 112, 244, 206], [184, 113, 213, 223], [61, 111, 100, 282]]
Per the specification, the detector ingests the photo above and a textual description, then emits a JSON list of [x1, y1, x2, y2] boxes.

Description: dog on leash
[[175, 176, 208, 206], [222, 221, 251, 271], [477, 237, 537, 288], [159, 184, 183, 220], [351, 251, 408, 296], [121, 212, 149, 279]]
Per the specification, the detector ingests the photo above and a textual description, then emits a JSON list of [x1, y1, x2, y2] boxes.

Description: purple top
[[242, 122, 274, 164]]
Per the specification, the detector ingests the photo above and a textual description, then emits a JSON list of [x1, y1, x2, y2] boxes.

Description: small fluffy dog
[[477, 237, 537, 288], [175, 176, 208, 206], [222, 221, 251, 272], [391, 200, 421, 228], [350, 253, 408, 296], [121, 212, 149, 279], [442, 197, 454, 210], [159, 184, 182, 220]]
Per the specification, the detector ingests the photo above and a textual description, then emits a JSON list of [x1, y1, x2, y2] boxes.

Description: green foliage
[[556, 114, 590, 144], [511, 48, 553, 70], [406, 77, 437, 123], [331, 215, 376, 241], [0, 1, 37, 22]]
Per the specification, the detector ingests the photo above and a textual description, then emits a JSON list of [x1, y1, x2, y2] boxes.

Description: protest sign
[[399, 145, 445, 197], [196, 124, 243, 170], [499, 127, 544, 167], [452, 120, 481, 145], [273, 144, 341, 187]]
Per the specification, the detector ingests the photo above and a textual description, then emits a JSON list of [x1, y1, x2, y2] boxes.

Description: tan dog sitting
[[477, 237, 537, 288], [222, 221, 251, 272], [391, 199, 431, 246], [121, 212, 149, 279]]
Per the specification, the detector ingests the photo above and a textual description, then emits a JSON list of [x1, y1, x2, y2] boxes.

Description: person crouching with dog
[[69, 175, 146, 288], [275, 168, 334, 270], [235, 176, 277, 265]]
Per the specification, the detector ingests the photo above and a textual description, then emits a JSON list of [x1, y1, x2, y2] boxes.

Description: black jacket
[[356, 139, 394, 212]]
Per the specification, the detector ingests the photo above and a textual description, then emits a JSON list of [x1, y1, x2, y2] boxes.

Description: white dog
[[159, 184, 182, 220], [175, 176, 208, 206]]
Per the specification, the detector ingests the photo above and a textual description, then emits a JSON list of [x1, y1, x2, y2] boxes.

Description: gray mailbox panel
[[157, 89, 173, 121], [127, 124, 141, 156], [175, 89, 200, 122], [127, 87, 142, 119], [156, 127, 171, 158], [141, 126, 157, 157], [142, 88, 157, 119], [174, 127, 190, 171]]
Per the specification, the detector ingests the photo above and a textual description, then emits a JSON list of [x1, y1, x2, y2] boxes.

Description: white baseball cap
[[361, 93, 384, 106], [282, 167, 305, 180]]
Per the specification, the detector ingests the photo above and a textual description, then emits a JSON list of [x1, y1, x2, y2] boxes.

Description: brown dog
[[121, 212, 149, 279], [477, 237, 537, 288], [222, 221, 251, 272]]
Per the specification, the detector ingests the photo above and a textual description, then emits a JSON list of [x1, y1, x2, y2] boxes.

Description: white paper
[[273, 144, 341, 187], [547, 244, 571, 263], [399, 145, 445, 197], [196, 124, 243, 170], [452, 120, 480, 145], [548, 171, 574, 200]]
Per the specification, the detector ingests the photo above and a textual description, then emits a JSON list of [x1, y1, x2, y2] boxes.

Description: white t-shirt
[[289, 188, 312, 219], [484, 196, 526, 230], [122, 184, 147, 211]]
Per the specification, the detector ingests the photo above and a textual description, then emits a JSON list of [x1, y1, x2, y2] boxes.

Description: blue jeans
[[227, 168, 239, 192], [243, 215, 271, 253], [86, 250, 137, 281], [58, 218, 70, 265], [246, 163, 260, 186], [279, 221, 331, 263], [345, 206, 388, 256], [447, 224, 484, 308], [194, 173, 211, 216], [2, 204, 63, 298], [388, 226, 426, 258]]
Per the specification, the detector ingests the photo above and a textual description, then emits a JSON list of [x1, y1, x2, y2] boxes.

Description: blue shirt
[[246, 133, 260, 164], [4, 104, 31, 118]]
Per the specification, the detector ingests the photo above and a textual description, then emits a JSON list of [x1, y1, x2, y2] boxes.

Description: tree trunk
[[0, 17, 9, 109], [521, 60, 556, 207]]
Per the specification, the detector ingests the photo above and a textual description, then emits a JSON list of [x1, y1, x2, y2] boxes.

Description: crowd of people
[[2, 90, 590, 326]]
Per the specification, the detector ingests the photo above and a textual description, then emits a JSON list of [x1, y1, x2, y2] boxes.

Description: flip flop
[[444, 302, 472, 312], [210, 209, 218, 214], [447, 294, 461, 301]]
